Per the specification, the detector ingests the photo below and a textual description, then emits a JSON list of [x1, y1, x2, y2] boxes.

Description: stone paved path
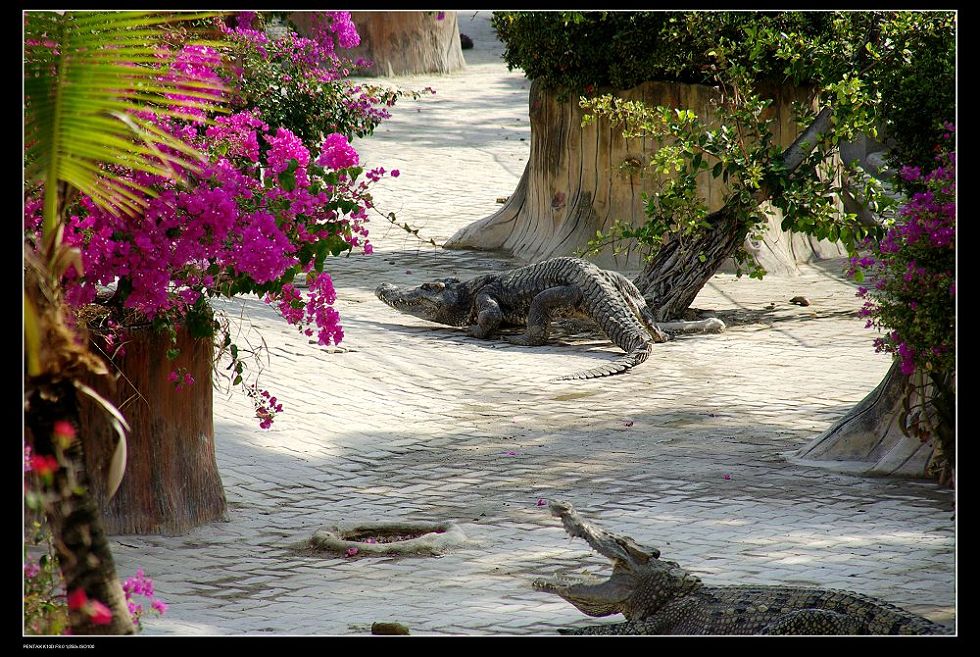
[[111, 12, 955, 636]]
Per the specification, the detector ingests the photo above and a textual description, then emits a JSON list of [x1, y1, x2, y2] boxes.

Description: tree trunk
[[293, 11, 465, 77], [26, 384, 135, 635], [24, 255, 134, 635], [791, 361, 953, 484], [444, 79, 844, 276], [79, 321, 226, 535], [633, 205, 748, 321], [634, 106, 837, 319]]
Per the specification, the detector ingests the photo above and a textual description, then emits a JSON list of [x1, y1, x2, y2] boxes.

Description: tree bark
[[791, 361, 952, 484], [80, 320, 226, 535], [26, 384, 135, 635], [24, 255, 134, 635], [444, 80, 844, 278], [292, 11, 465, 77], [635, 107, 836, 318], [632, 205, 748, 321]]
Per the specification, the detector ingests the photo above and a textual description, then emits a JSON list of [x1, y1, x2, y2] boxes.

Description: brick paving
[[110, 12, 955, 636]]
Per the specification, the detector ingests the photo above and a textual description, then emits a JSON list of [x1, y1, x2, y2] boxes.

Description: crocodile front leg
[[469, 292, 503, 339], [505, 285, 583, 346]]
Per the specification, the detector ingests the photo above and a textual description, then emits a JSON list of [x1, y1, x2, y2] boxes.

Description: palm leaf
[[24, 10, 229, 241]]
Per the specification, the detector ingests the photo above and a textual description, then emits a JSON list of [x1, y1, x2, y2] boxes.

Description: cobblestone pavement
[[111, 12, 955, 636]]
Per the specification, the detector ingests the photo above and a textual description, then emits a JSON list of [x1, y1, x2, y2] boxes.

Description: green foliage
[[579, 81, 880, 278], [227, 13, 432, 153], [24, 12, 225, 232], [494, 10, 954, 183], [873, 14, 956, 177], [492, 12, 836, 98], [23, 511, 69, 635], [539, 11, 952, 278]]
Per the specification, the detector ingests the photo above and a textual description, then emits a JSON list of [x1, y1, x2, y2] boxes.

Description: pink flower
[[536, 499, 547, 507], [30, 454, 59, 477], [390, 169, 400, 178], [151, 599, 168, 614], [68, 588, 88, 611], [723, 473, 732, 480], [88, 600, 113, 625], [23, 561, 40, 579], [265, 127, 310, 176], [317, 133, 360, 170], [53, 420, 76, 440], [345, 547, 359, 557]]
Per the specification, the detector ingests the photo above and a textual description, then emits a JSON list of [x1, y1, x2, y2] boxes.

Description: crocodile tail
[[559, 342, 653, 381], [605, 271, 670, 342]]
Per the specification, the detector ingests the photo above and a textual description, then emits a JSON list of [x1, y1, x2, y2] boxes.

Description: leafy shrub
[[492, 11, 954, 172], [850, 128, 955, 474]]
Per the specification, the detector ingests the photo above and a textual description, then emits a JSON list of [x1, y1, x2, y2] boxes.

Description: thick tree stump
[[79, 323, 225, 535], [297, 11, 465, 77], [790, 362, 940, 479], [445, 79, 844, 273]]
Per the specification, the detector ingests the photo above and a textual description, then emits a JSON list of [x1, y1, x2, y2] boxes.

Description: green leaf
[[24, 10, 227, 243], [279, 169, 296, 192], [712, 162, 723, 178]]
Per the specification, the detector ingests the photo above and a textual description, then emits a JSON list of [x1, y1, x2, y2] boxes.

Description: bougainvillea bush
[[849, 126, 955, 474], [226, 11, 401, 152], [24, 12, 402, 428]]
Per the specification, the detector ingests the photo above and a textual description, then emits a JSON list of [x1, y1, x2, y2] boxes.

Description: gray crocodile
[[534, 501, 951, 635], [376, 257, 720, 380]]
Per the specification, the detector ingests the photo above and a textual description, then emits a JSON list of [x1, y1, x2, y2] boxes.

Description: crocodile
[[376, 257, 721, 380], [533, 501, 951, 635]]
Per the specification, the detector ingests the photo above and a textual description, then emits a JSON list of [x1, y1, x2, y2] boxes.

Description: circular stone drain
[[308, 520, 466, 556]]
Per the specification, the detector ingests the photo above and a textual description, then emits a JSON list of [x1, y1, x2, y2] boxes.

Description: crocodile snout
[[375, 282, 401, 304]]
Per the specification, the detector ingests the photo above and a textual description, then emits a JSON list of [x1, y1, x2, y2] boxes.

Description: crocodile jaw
[[533, 567, 636, 617], [375, 281, 469, 327]]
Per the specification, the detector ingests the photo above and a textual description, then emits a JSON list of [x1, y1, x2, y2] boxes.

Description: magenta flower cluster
[[317, 132, 360, 170], [122, 568, 167, 629], [24, 13, 414, 431], [249, 386, 285, 430], [26, 106, 388, 339], [24, 34, 404, 428], [307, 11, 361, 56], [849, 126, 955, 379]]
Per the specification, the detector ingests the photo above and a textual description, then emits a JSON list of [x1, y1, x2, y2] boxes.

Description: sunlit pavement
[[112, 12, 954, 636]]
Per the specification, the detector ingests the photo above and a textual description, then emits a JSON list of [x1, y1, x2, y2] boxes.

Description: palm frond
[[24, 10, 229, 239]]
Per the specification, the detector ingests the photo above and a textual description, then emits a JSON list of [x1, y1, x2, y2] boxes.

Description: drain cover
[[309, 520, 466, 556]]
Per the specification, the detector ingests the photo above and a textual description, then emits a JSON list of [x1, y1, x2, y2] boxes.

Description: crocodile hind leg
[[505, 286, 583, 346], [761, 609, 864, 635]]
